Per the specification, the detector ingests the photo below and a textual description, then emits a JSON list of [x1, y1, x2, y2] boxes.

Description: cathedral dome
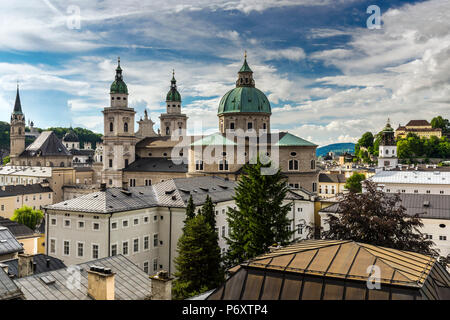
[[110, 58, 128, 94], [218, 55, 271, 115]]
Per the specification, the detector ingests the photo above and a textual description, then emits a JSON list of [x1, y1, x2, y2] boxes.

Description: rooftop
[[14, 255, 152, 300], [319, 173, 347, 184], [370, 170, 450, 185], [206, 240, 450, 300], [2, 254, 66, 278], [0, 166, 52, 178], [123, 157, 188, 173], [20, 131, 71, 157], [0, 267, 22, 300], [0, 183, 52, 198], [405, 120, 431, 127], [0, 227, 23, 256], [0, 217, 37, 238]]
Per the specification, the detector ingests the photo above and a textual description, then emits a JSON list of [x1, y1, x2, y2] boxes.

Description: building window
[[124, 122, 128, 132], [134, 218, 139, 225], [64, 219, 71, 228], [109, 159, 113, 168], [219, 160, 229, 171], [230, 122, 235, 130], [144, 236, 149, 250], [111, 244, 117, 256], [145, 179, 152, 186], [311, 160, 315, 170], [50, 239, 56, 254], [0, 205, 3, 211], [122, 219, 129, 228], [143, 216, 149, 224], [133, 238, 139, 253], [63, 240, 70, 256], [426, 190, 431, 194], [129, 179, 136, 187], [143, 262, 149, 274], [288, 159, 299, 171], [222, 226, 225, 237], [153, 258, 158, 271], [153, 234, 158, 247], [313, 182, 317, 192], [195, 160, 204, 171], [122, 241, 129, 255], [111, 221, 117, 229], [77, 242, 84, 257], [425, 234, 433, 240], [92, 244, 99, 259], [78, 221, 85, 229], [93, 222, 100, 231], [440, 190, 444, 194], [247, 122, 253, 130], [110, 122, 114, 132], [51, 218, 57, 226], [439, 236, 447, 241], [263, 123, 267, 130], [125, 159, 129, 167]]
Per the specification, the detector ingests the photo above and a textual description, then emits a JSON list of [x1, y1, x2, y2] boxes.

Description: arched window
[[263, 123, 267, 130], [385, 149, 388, 154], [18, 128, 22, 135], [219, 160, 229, 171], [166, 127, 170, 135], [124, 122, 128, 132], [110, 122, 114, 132], [310, 159, 315, 170], [195, 160, 204, 171], [289, 160, 299, 171], [60, 162, 65, 167]]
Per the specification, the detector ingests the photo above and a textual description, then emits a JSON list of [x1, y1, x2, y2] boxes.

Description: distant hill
[[316, 143, 356, 158]]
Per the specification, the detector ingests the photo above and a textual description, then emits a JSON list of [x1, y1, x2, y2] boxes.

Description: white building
[[378, 119, 398, 170], [44, 176, 316, 275], [369, 170, 450, 195], [319, 193, 450, 261], [0, 166, 52, 186]]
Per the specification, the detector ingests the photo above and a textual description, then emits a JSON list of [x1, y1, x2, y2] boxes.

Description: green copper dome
[[166, 71, 181, 102], [110, 58, 128, 94], [218, 87, 271, 114], [218, 54, 271, 115]]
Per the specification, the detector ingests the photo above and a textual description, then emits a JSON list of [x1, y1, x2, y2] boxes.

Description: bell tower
[[10, 84, 26, 164], [378, 118, 398, 170], [159, 71, 187, 136], [102, 58, 137, 187]]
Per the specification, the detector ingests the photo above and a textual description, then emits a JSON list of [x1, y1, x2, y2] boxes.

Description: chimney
[[18, 253, 34, 278], [46, 258, 50, 268], [150, 271, 173, 300], [100, 183, 107, 191], [122, 181, 128, 191], [87, 265, 115, 300]]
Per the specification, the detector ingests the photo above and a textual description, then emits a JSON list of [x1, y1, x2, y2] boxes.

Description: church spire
[[236, 51, 255, 87], [13, 83, 23, 115], [115, 57, 123, 81], [166, 69, 181, 102]]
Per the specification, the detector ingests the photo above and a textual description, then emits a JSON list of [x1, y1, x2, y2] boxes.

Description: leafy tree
[[358, 132, 374, 149], [11, 206, 43, 230], [172, 214, 224, 300], [200, 195, 216, 230], [344, 172, 366, 193], [225, 157, 293, 267], [322, 181, 435, 255], [185, 195, 196, 222], [431, 116, 449, 134], [2, 155, 10, 165]]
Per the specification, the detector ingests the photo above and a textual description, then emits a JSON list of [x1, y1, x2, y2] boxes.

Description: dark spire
[[13, 83, 23, 115], [236, 51, 255, 87], [171, 69, 177, 88], [115, 57, 123, 81]]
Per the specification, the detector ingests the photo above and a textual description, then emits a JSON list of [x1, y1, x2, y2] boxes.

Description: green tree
[[2, 155, 10, 165], [322, 181, 435, 255], [172, 214, 224, 300], [431, 116, 449, 134], [11, 206, 43, 230], [344, 172, 366, 193], [225, 157, 293, 267], [200, 195, 216, 230], [358, 132, 374, 149], [185, 195, 196, 222]]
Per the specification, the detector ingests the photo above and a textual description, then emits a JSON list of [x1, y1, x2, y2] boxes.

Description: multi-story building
[[318, 173, 347, 198], [395, 120, 442, 139], [0, 183, 53, 219], [44, 176, 316, 274], [369, 170, 450, 195]]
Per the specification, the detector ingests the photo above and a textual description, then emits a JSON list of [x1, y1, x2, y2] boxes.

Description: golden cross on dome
[[244, 50, 247, 59]]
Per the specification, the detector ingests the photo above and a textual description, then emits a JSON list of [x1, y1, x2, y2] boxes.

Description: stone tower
[[378, 118, 398, 169], [102, 58, 137, 187], [159, 71, 187, 136], [10, 85, 26, 164]]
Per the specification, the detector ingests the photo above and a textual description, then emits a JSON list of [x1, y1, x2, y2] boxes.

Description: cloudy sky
[[0, 0, 449, 146]]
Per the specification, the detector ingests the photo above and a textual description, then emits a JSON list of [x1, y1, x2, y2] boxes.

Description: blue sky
[[0, 0, 449, 146]]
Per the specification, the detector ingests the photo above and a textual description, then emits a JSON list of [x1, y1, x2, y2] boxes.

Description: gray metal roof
[[0, 183, 53, 198], [20, 131, 71, 157], [319, 193, 450, 220], [0, 266, 22, 300], [319, 173, 346, 183], [14, 255, 151, 300], [0, 217, 36, 238], [123, 157, 188, 173], [0, 227, 23, 256], [2, 254, 66, 278], [46, 176, 304, 214], [370, 170, 450, 185]]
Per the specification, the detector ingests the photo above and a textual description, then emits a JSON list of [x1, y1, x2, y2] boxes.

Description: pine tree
[[172, 214, 224, 300], [200, 195, 216, 230], [185, 195, 196, 222], [225, 157, 293, 267]]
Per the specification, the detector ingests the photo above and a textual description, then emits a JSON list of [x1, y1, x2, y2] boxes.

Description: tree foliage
[[344, 172, 365, 193], [185, 195, 196, 222], [200, 195, 216, 231], [358, 132, 374, 149], [431, 116, 449, 134], [172, 214, 224, 300], [11, 206, 43, 230], [225, 157, 293, 267], [397, 134, 450, 159], [2, 155, 10, 165], [322, 181, 435, 255]]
